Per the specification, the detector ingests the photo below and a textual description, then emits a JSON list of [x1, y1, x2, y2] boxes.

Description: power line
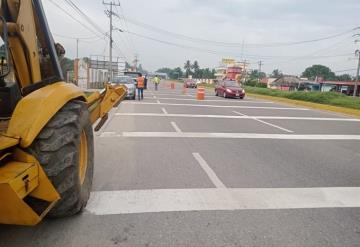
[[50, 0, 128, 60], [53, 33, 101, 40], [112, 6, 134, 59], [123, 16, 359, 47], [125, 30, 355, 60], [63, 0, 107, 37], [113, 2, 136, 55], [333, 68, 357, 73], [47, 0, 105, 39]]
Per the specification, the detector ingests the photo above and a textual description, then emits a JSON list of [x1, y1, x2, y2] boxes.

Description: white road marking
[[86, 187, 360, 215], [153, 97, 273, 104], [171, 121, 182, 132], [232, 110, 246, 116], [153, 93, 192, 97], [114, 113, 360, 122], [233, 111, 294, 133], [122, 102, 308, 111], [156, 100, 161, 104], [253, 118, 294, 133], [100, 132, 360, 140], [99, 131, 117, 137], [153, 95, 157, 99], [192, 153, 226, 188], [161, 108, 168, 114]]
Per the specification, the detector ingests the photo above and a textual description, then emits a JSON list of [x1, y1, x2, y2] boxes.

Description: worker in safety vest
[[136, 73, 145, 100], [153, 75, 160, 91]]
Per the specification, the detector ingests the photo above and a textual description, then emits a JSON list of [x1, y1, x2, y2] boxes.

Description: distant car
[[215, 80, 245, 99], [110, 76, 136, 100], [184, 79, 197, 88]]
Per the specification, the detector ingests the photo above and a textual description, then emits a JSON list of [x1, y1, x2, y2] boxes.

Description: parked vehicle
[[111, 76, 136, 100], [215, 80, 245, 99], [184, 79, 197, 88]]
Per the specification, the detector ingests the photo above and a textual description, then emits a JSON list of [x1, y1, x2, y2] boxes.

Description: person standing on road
[[136, 73, 145, 101], [153, 75, 160, 91]]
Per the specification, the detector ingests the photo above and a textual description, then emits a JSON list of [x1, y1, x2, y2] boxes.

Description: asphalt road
[[1, 81, 360, 247]]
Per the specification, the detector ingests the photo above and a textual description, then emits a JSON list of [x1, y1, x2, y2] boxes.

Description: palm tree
[[184, 60, 192, 78], [192, 60, 200, 78]]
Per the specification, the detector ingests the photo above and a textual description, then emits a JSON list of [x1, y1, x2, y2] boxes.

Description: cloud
[[43, 0, 360, 75]]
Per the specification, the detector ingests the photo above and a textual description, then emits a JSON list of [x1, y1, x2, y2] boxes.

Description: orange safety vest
[[137, 77, 145, 88]]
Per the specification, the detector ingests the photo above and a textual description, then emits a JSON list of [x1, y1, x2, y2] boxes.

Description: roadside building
[[320, 81, 359, 96], [270, 75, 303, 91], [214, 58, 250, 82], [73, 57, 125, 89], [261, 77, 277, 88]]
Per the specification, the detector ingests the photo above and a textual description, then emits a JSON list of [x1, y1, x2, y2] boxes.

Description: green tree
[[250, 69, 266, 79], [271, 69, 282, 78], [192, 60, 200, 78], [156, 67, 173, 76], [172, 67, 183, 79], [302, 65, 336, 80], [336, 74, 352, 81], [211, 69, 216, 79], [156, 67, 183, 79], [137, 64, 148, 74], [199, 68, 215, 79], [125, 61, 132, 70], [59, 57, 74, 79], [168, 67, 183, 79], [184, 60, 192, 77]]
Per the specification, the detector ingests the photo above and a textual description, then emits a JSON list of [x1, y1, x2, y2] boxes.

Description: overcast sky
[[43, 0, 360, 76]]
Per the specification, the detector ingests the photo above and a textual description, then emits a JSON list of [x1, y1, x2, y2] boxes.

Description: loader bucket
[[86, 83, 127, 130]]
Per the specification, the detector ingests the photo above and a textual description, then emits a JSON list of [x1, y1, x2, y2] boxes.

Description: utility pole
[[258, 60, 263, 82], [103, 0, 120, 81], [258, 60, 263, 73], [354, 49, 360, 97], [133, 54, 138, 71], [76, 38, 79, 58], [240, 39, 245, 61], [241, 59, 248, 83]]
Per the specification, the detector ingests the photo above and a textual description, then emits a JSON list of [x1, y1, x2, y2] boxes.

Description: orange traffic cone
[[197, 87, 205, 100]]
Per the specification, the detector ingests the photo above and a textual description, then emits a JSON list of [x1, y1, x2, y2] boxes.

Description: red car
[[184, 79, 197, 88], [215, 80, 245, 99]]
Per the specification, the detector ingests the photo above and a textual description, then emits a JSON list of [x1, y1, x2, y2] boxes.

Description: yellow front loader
[[0, 0, 126, 225]]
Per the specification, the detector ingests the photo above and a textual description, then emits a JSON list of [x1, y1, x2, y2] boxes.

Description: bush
[[245, 79, 267, 88], [244, 86, 360, 110]]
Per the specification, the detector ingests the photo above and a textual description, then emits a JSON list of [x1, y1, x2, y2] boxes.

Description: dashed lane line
[[233, 111, 293, 133], [161, 108, 168, 114], [192, 153, 226, 188], [171, 121, 182, 133]]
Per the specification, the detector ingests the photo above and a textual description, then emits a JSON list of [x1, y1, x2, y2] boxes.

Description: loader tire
[[28, 100, 94, 217]]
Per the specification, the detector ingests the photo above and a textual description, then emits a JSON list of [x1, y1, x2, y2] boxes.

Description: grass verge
[[244, 86, 360, 117]]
